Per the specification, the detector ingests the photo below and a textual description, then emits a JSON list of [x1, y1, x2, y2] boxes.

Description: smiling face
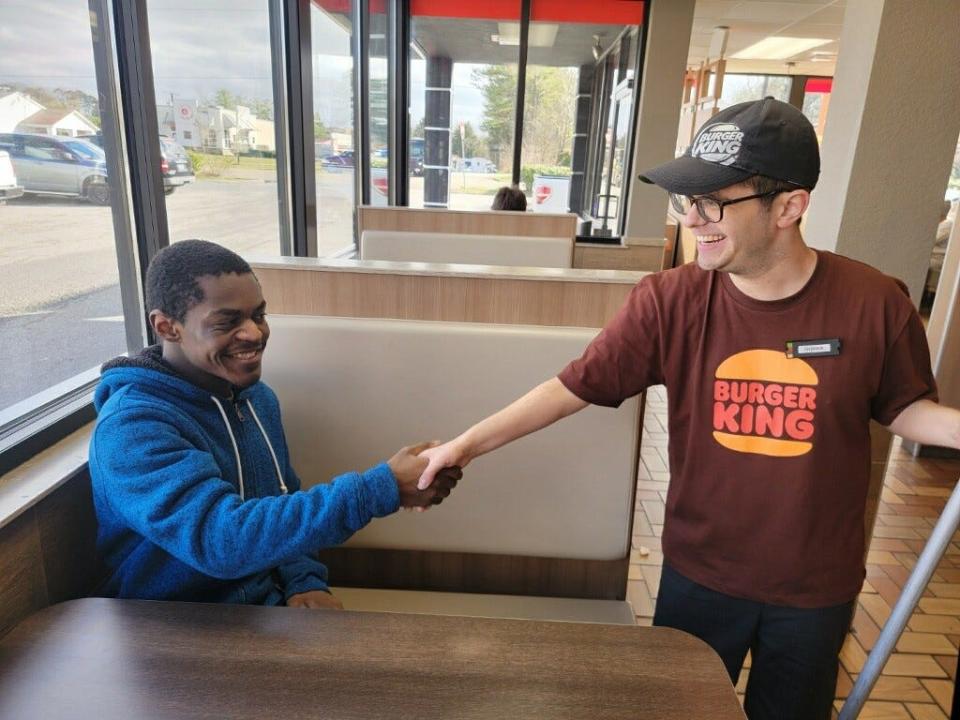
[[152, 272, 269, 395], [680, 181, 784, 278]]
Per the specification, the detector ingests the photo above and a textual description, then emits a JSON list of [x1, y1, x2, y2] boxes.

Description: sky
[[0, 0, 488, 133]]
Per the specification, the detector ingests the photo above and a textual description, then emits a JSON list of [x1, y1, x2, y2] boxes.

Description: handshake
[[387, 441, 464, 509]]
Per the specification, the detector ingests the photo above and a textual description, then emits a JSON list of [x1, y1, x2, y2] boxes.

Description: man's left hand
[[287, 590, 344, 610]]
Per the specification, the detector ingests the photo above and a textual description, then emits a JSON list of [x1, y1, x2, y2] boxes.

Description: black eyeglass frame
[[669, 190, 784, 223]]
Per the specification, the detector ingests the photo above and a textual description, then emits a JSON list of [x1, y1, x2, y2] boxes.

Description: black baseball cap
[[639, 97, 820, 195]]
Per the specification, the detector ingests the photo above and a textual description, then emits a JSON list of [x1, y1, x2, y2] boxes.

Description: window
[[147, 0, 284, 257], [409, 4, 519, 210], [0, 1, 133, 430], [718, 74, 792, 110], [311, 1, 356, 255], [522, 3, 642, 220]]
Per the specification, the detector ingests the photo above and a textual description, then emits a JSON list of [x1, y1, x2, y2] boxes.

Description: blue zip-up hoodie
[[89, 346, 399, 604]]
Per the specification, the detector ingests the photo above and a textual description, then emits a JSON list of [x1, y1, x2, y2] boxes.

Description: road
[[0, 172, 499, 410]]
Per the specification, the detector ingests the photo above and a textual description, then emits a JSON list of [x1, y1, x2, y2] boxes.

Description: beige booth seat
[[263, 315, 641, 623], [359, 229, 574, 268]]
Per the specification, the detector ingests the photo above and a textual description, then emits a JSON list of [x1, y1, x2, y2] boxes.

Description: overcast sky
[[0, 0, 487, 132]]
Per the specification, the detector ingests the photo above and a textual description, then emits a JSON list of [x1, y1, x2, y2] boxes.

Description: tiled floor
[[629, 385, 960, 719]]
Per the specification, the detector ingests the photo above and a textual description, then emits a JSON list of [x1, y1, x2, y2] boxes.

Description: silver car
[[0, 150, 23, 202], [0, 133, 109, 205]]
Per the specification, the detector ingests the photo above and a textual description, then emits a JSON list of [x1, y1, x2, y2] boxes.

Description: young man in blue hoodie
[[89, 240, 460, 608]]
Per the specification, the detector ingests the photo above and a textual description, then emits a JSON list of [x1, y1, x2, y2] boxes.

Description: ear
[[776, 189, 810, 228], [149, 309, 182, 343]]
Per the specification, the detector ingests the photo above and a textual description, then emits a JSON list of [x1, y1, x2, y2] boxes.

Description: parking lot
[[0, 170, 510, 409]]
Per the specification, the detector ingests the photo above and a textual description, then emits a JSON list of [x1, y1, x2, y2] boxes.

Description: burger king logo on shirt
[[713, 349, 818, 458]]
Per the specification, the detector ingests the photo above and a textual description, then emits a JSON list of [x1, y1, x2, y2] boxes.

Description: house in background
[[15, 108, 98, 137], [0, 91, 45, 132], [157, 98, 276, 154]]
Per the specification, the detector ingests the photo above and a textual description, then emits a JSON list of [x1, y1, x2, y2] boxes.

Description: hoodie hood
[[95, 345, 251, 412]]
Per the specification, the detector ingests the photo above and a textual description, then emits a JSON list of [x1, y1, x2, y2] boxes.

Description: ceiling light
[[494, 22, 559, 48], [732, 36, 832, 61]]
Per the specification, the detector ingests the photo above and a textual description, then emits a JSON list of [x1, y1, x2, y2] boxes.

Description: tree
[[521, 66, 577, 166], [314, 116, 331, 141], [248, 98, 273, 120], [213, 88, 238, 109], [472, 65, 517, 168], [453, 120, 487, 160]]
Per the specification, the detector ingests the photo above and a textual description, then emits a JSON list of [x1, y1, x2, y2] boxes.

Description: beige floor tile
[[919, 679, 954, 714], [896, 633, 957, 655], [909, 614, 960, 634], [882, 655, 947, 679], [866, 676, 933, 703], [927, 582, 960, 599], [904, 702, 948, 719], [627, 579, 655, 618], [919, 597, 960, 615]]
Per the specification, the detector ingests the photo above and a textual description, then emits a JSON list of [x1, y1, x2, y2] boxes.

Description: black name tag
[[785, 338, 841, 359]]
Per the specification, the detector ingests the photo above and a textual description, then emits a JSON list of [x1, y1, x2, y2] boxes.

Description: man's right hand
[[388, 442, 462, 508], [416, 439, 471, 490]]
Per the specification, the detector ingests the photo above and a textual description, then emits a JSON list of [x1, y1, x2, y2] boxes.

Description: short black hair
[[145, 240, 253, 322], [491, 185, 527, 211]]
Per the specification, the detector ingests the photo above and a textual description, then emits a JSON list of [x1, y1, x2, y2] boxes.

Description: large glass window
[[0, 1, 131, 417], [148, 0, 282, 257], [409, 5, 519, 210], [521, 4, 639, 219], [718, 73, 792, 110], [312, 1, 356, 255]]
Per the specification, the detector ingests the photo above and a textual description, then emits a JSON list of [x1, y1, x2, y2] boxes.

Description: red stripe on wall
[[409, 0, 644, 24]]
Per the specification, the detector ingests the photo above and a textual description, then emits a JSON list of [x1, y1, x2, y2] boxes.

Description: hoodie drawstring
[[211, 396, 245, 500], [246, 398, 288, 494]]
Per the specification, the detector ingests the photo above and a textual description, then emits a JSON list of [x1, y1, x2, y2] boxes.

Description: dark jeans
[[653, 563, 854, 720]]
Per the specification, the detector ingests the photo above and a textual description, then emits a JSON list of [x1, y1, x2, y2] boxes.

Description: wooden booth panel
[[357, 205, 577, 240], [253, 263, 641, 329], [0, 468, 101, 639], [253, 260, 644, 599]]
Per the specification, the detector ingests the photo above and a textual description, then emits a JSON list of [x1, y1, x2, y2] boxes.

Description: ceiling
[[412, 18, 633, 67], [687, 0, 845, 77]]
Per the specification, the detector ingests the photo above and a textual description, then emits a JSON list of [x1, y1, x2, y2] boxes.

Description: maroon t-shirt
[[558, 251, 937, 607]]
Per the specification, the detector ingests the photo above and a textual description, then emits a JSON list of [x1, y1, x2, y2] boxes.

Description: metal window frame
[[617, 1, 651, 237], [269, 0, 294, 256], [510, 0, 532, 186], [389, 0, 410, 206], [281, 0, 317, 257], [354, 0, 371, 210]]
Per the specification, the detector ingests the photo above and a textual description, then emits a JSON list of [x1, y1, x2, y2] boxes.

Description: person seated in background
[[491, 185, 527, 211], [923, 199, 955, 309], [89, 239, 460, 609]]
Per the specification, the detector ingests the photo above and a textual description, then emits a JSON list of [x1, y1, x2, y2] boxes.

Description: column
[[622, 0, 696, 242], [804, 0, 960, 303], [423, 56, 451, 208], [568, 63, 594, 216]]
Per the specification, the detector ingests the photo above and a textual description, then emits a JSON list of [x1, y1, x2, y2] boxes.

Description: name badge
[[785, 338, 841, 359]]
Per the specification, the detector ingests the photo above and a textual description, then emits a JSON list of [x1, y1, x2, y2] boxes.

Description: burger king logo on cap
[[692, 122, 744, 166], [713, 349, 818, 458]]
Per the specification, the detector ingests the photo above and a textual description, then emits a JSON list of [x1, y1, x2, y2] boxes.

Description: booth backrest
[[357, 205, 577, 240], [263, 315, 640, 563], [360, 229, 573, 268]]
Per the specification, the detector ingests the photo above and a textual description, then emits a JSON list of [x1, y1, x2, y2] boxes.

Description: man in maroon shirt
[[416, 97, 960, 719]]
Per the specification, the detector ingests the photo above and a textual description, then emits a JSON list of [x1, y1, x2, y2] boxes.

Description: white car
[[0, 150, 24, 202]]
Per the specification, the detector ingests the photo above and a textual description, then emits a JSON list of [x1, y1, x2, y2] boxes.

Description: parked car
[[158, 136, 195, 194], [321, 150, 354, 170], [0, 133, 109, 204], [83, 132, 195, 195], [0, 150, 24, 202]]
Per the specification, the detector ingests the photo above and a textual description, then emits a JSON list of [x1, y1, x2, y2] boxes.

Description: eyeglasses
[[669, 190, 782, 223]]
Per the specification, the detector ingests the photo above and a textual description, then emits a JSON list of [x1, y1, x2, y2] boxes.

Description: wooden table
[[0, 599, 744, 719]]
